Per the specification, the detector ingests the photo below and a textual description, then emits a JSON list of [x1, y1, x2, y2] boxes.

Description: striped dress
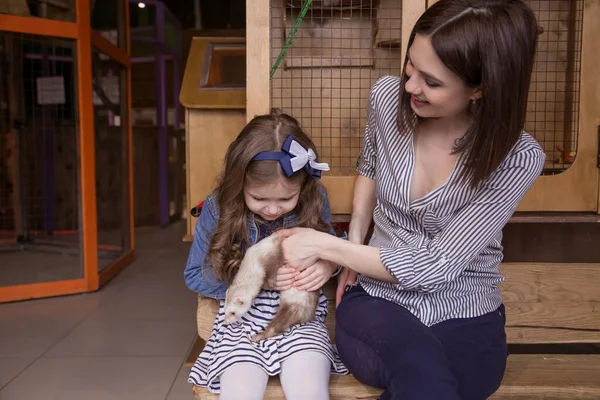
[[356, 75, 546, 327], [189, 217, 348, 394]]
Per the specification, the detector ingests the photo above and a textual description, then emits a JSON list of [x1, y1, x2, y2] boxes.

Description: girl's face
[[404, 34, 481, 119], [243, 178, 302, 221]]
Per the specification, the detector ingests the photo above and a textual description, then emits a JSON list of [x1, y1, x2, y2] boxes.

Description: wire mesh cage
[[269, 0, 583, 176], [92, 48, 132, 271], [526, 0, 583, 173], [0, 31, 83, 286]]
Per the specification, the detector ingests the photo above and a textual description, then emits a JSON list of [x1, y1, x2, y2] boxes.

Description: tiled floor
[[0, 221, 198, 400]]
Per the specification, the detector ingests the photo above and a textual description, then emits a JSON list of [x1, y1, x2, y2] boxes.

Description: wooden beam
[[91, 30, 130, 67], [246, 0, 271, 121], [401, 0, 426, 62], [0, 14, 78, 38], [76, 0, 99, 291]]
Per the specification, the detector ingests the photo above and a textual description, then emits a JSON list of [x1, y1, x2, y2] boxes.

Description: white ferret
[[223, 233, 320, 342]]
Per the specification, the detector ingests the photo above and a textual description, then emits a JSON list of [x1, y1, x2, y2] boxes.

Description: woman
[[279, 0, 545, 399]]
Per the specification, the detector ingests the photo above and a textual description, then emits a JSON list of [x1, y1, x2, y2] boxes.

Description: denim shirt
[[184, 186, 337, 300]]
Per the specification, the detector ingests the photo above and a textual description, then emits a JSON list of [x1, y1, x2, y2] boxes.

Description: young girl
[[184, 111, 348, 400], [277, 0, 545, 399]]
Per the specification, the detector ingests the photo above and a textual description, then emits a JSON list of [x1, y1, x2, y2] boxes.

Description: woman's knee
[[335, 323, 388, 389], [432, 307, 508, 400]]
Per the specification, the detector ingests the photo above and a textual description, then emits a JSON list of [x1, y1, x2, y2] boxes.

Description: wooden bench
[[189, 262, 600, 399]]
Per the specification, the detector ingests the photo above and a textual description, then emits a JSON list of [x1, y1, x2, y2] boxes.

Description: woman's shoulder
[[507, 132, 546, 163], [369, 75, 402, 105], [490, 131, 546, 179]]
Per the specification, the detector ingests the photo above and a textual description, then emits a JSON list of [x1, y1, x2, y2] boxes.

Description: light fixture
[[138, 2, 146, 8]]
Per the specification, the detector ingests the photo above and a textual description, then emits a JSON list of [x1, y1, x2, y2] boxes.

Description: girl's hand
[[335, 267, 358, 307], [292, 260, 337, 292], [263, 266, 298, 291], [278, 228, 326, 271]]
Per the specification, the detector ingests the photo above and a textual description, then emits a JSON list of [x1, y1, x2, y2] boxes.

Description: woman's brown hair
[[399, 0, 539, 187], [207, 110, 331, 284]]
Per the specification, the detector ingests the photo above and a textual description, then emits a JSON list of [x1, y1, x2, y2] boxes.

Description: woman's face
[[404, 34, 481, 119]]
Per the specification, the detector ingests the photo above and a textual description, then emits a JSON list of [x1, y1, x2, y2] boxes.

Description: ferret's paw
[[251, 328, 276, 342], [223, 296, 251, 324]]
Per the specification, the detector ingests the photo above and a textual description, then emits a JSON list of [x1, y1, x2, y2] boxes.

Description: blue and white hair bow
[[251, 135, 330, 178]]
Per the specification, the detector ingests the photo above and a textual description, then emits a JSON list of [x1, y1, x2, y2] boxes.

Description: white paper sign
[[36, 76, 66, 105]]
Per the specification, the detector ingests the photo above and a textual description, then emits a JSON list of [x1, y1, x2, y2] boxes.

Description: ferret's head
[[223, 294, 249, 325]]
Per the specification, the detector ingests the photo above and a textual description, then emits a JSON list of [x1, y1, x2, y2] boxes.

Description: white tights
[[219, 351, 331, 400]]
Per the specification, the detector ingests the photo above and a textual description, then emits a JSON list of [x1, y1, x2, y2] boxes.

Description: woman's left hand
[[292, 259, 337, 292], [278, 228, 326, 271]]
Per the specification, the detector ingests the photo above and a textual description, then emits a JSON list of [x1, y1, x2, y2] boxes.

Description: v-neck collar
[[406, 130, 462, 209]]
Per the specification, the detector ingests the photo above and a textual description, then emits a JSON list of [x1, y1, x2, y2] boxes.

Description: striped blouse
[[355, 75, 546, 326]]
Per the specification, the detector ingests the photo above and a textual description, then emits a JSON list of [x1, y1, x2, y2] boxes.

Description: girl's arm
[[184, 196, 228, 300]]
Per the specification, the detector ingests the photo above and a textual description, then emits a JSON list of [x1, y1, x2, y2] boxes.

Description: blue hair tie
[[251, 135, 330, 179]]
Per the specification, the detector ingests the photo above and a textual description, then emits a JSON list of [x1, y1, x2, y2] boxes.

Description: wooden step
[[491, 354, 600, 400], [192, 374, 381, 400], [191, 354, 600, 400], [331, 213, 600, 224]]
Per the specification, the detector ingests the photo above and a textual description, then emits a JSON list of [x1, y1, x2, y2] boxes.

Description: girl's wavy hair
[[398, 0, 539, 188], [207, 110, 331, 284]]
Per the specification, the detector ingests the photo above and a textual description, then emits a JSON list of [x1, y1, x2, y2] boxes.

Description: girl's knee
[[282, 381, 330, 400], [280, 351, 331, 400], [219, 364, 268, 400]]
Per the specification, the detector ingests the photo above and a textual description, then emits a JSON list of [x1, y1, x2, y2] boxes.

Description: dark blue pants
[[335, 286, 508, 400]]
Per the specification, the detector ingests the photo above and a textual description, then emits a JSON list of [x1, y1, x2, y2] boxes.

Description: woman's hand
[[335, 267, 358, 307], [292, 259, 338, 292], [278, 228, 327, 271], [263, 266, 298, 291]]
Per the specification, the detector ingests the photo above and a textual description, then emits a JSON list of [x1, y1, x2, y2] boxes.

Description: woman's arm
[[183, 197, 228, 299], [348, 175, 376, 244], [335, 175, 378, 303], [282, 147, 546, 292], [280, 228, 397, 283]]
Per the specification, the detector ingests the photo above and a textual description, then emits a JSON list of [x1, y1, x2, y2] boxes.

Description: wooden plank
[[185, 336, 206, 367], [76, 0, 99, 291], [91, 30, 129, 67], [246, 0, 271, 121], [401, 0, 426, 62], [491, 354, 600, 400], [322, 177, 356, 216], [186, 109, 247, 237], [499, 263, 600, 303], [0, 279, 89, 303], [124, 0, 135, 251], [185, 110, 193, 238], [192, 354, 600, 400], [519, 0, 599, 212], [194, 263, 600, 344], [330, 212, 600, 224], [506, 327, 600, 344], [0, 14, 78, 38], [500, 263, 600, 343], [193, 374, 382, 400]]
